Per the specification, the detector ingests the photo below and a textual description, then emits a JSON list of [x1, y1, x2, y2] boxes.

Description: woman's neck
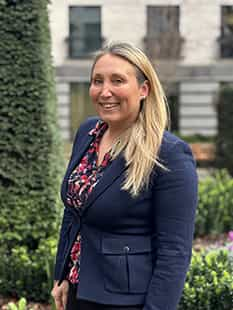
[[105, 122, 132, 142]]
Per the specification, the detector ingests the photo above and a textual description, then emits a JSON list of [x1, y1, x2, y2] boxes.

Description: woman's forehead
[[92, 54, 137, 76]]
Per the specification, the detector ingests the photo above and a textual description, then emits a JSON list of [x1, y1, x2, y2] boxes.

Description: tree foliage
[[0, 0, 63, 299], [216, 85, 233, 176]]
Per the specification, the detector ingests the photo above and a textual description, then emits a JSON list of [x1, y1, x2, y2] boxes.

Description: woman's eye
[[112, 79, 123, 84], [93, 79, 103, 85]]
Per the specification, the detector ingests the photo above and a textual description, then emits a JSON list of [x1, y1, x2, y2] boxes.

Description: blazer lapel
[[62, 134, 94, 203], [68, 135, 94, 177], [80, 154, 128, 216]]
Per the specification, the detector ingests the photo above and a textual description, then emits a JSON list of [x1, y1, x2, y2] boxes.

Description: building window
[[220, 6, 233, 58], [70, 83, 96, 140], [145, 6, 183, 59], [69, 6, 102, 58]]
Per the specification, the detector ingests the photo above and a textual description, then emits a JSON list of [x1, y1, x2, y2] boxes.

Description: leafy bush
[[196, 170, 233, 236], [0, 0, 63, 301], [174, 133, 215, 144], [0, 237, 57, 301], [216, 85, 233, 176], [7, 298, 30, 310], [179, 248, 233, 310]]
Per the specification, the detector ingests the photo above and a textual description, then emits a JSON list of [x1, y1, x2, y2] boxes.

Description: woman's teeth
[[101, 103, 119, 108]]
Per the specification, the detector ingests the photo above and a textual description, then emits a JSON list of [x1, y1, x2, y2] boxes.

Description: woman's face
[[89, 54, 149, 130]]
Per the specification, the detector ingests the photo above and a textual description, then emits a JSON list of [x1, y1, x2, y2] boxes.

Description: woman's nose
[[100, 83, 112, 98]]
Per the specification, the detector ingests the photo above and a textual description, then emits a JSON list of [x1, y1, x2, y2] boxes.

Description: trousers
[[66, 283, 142, 310]]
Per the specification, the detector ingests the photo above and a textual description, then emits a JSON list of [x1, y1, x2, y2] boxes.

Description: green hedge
[[179, 248, 233, 310], [0, 0, 63, 301], [196, 170, 233, 236], [216, 85, 233, 176]]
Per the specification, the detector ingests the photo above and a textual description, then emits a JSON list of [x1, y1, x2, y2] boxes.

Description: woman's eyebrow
[[92, 73, 103, 77], [111, 72, 128, 78]]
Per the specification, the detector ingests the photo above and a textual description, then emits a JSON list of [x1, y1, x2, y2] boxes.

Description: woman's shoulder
[[159, 130, 194, 160], [162, 130, 186, 147], [78, 116, 100, 133], [72, 116, 100, 142]]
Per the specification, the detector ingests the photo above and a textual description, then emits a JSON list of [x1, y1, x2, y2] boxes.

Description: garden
[[0, 1, 233, 309]]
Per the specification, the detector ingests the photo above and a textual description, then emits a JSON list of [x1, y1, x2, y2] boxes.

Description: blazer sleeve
[[143, 141, 198, 310], [53, 128, 81, 281], [54, 117, 100, 280], [54, 207, 73, 280]]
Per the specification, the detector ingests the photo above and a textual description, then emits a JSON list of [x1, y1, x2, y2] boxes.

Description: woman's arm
[[54, 207, 73, 280], [54, 117, 100, 280], [54, 126, 82, 281], [143, 141, 198, 310]]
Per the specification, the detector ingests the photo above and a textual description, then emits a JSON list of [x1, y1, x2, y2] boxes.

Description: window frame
[[220, 5, 233, 58], [145, 5, 182, 59], [68, 6, 102, 59]]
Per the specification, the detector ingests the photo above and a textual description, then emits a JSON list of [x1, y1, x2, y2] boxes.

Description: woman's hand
[[51, 280, 69, 310]]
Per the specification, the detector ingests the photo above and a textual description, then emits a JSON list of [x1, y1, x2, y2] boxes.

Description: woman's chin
[[97, 112, 121, 124]]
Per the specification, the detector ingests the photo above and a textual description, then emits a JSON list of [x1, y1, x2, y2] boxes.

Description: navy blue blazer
[[54, 117, 198, 310]]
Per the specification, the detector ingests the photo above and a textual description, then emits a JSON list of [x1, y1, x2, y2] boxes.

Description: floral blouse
[[66, 120, 111, 284]]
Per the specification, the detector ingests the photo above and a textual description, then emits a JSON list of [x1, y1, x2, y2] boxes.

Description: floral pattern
[[66, 120, 111, 283]]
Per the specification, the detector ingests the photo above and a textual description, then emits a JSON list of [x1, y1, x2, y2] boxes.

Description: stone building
[[49, 0, 233, 141]]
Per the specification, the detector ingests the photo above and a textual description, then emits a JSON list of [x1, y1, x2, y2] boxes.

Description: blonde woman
[[52, 42, 198, 310]]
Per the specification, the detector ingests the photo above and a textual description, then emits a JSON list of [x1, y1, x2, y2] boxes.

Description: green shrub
[[216, 85, 233, 176], [0, 237, 57, 301], [174, 133, 215, 144], [7, 298, 29, 310], [179, 248, 233, 310], [196, 170, 233, 236], [0, 0, 63, 301]]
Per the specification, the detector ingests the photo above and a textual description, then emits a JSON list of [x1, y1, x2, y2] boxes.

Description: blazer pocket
[[102, 236, 153, 294]]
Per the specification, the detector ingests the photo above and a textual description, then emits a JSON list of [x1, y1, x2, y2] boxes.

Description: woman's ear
[[140, 80, 150, 98]]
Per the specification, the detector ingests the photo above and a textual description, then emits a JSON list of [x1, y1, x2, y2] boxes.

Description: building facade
[[49, 0, 233, 140]]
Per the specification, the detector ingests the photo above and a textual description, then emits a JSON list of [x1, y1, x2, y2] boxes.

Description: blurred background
[[0, 1, 233, 309], [49, 0, 233, 140]]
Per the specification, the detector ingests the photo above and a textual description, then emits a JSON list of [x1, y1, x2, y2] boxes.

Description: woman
[[51, 42, 198, 310]]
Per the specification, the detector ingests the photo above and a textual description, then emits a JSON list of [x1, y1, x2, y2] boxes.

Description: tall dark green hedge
[[216, 85, 233, 176], [0, 0, 63, 299]]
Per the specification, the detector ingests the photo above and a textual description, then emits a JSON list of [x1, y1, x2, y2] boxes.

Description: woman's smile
[[99, 102, 120, 111]]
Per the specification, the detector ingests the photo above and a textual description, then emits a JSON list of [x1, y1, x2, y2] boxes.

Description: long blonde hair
[[91, 42, 169, 196]]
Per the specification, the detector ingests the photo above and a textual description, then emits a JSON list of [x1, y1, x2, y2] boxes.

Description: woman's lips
[[99, 102, 120, 110]]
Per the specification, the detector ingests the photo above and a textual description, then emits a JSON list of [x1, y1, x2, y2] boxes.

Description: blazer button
[[123, 246, 130, 253]]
